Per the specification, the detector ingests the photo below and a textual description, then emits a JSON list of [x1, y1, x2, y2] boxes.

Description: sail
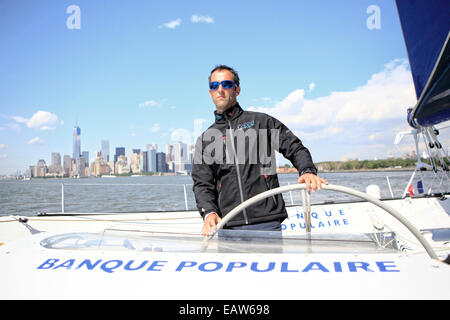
[[395, 0, 450, 127]]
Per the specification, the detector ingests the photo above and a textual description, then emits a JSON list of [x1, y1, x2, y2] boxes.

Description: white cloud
[[27, 137, 43, 145], [12, 110, 63, 131], [149, 123, 160, 133], [139, 100, 160, 108], [248, 59, 417, 161], [191, 15, 214, 24], [11, 115, 28, 123], [0, 154, 7, 159], [0, 144, 5, 149], [6, 123, 21, 131], [159, 18, 181, 29], [250, 59, 415, 137], [309, 82, 316, 92]]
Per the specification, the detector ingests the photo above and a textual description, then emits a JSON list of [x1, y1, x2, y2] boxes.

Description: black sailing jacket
[[192, 103, 317, 227]]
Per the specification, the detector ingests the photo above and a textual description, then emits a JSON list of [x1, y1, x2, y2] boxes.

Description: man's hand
[[298, 173, 328, 192], [202, 212, 222, 236]]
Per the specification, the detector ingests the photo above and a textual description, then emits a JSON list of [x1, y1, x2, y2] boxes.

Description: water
[[0, 171, 447, 217]]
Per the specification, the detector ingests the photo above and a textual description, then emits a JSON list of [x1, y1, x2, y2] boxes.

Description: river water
[[0, 170, 446, 217]]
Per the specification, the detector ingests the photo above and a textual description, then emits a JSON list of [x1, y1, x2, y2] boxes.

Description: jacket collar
[[214, 103, 243, 123]]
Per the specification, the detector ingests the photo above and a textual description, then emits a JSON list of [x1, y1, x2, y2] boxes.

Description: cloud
[[11, 115, 28, 123], [0, 144, 5, 149], [250, 59, 415, 136], [248, 59, 417, 161], [309, 82, 316, 92], [191, 15, 214, 24], [27, 137, 43, 145], [149, 123, 160, 133], [6, 123, 21, 132], [12, 110, 63, 131], [159, 18, 181, 29], [0, 154, 7, 159], [139, 100, 160, 108]]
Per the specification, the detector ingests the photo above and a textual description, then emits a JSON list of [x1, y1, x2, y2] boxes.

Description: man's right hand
[[202, 212, 222, 236]]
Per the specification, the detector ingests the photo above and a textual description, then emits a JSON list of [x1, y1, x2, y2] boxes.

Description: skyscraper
[[51, 152, 61, 168], [156, 152, 168, 172], [73, 126, 81, 160], [114, 147, 125, 163], [101, 139, 110, 162], [63, 155, 72, 175], [82, 151, 89, 167], [174, 141, 188, 172], [147, 148, 157, 172]]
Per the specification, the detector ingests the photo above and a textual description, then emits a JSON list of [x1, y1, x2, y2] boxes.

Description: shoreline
[[1, 167, 419, 180], [276, 167, 416, 174]]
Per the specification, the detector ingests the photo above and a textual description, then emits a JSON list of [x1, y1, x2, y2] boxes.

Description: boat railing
[[208, 183, 439, 260], [55, 182, 307, 214], [3, 172, 448, 217]]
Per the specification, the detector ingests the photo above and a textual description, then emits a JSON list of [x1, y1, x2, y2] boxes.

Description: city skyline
[[2, 1, 450, 175], [27, 123, 194, 178]]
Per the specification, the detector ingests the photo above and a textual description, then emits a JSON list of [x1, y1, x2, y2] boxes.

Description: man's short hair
[[208, 65, 240, 87]]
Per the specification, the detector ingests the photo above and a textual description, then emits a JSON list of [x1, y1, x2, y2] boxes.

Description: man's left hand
[[298, 173, 328, 192]]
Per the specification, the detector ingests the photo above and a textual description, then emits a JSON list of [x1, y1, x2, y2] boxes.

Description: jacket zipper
[[264, 174, 278, 206], [217, 182, 222, 208], [227, 119, 249, 224]]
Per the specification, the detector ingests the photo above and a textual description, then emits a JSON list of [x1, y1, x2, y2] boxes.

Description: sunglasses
[[209, 80, 236, 90]]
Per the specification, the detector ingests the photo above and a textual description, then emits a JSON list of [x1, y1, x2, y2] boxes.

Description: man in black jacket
[[192, 65, 327, 236]]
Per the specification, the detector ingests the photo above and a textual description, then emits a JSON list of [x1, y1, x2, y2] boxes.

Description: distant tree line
[[309, 157, 449, 171], [313, 158, 418, 171]]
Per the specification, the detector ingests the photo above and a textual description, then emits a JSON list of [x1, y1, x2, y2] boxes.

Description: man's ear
[[235, 86, 241, 96]]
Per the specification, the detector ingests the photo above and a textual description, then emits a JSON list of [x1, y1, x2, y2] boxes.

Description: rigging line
[[0, 219, 17, 223], [103, 228, 201, 237], [25, 216, 201, 223]]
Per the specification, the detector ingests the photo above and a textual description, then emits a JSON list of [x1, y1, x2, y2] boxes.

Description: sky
[[0, 0, 448, 175]]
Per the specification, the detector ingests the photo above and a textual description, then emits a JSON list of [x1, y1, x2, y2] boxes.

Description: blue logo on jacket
[[236, 120, 255, 130]]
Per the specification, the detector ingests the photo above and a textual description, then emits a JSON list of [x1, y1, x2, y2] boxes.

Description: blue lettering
[[250, 262, 275, 272], [290, 223, 296, 230], [333, 262, 342, 272], [37, 258, 59, 270], [339, 209, 345, 216], [296, 213, 303, 219], [281, 262, 298, 272], [147, 260, 167, 271], [299, 223, 305, 229], [226, 262, 247, 272], [199, 261, 223, 272], [124, 260, 148, 271], [325, 210, 332, 217], [311, 212, 318, 219], [318, 221, 325, 228], [376, 261, 400, 272], [76, 259, 102, 270], [302, 262, 329, 272], [100, 260, 123, 273], [176, 261, 197, 271], [54, 259, 75, 270], [343, 218, 349, 225], [334, 220, 340, 226], [281, 224, 287, 230], [348, 262, 374, 272]]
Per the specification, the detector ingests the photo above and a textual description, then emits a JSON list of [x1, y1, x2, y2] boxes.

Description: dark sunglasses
[[209, 80, 236, 90]]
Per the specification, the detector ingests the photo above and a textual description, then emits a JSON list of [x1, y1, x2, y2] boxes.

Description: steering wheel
[[210, 183, 438, 260]]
